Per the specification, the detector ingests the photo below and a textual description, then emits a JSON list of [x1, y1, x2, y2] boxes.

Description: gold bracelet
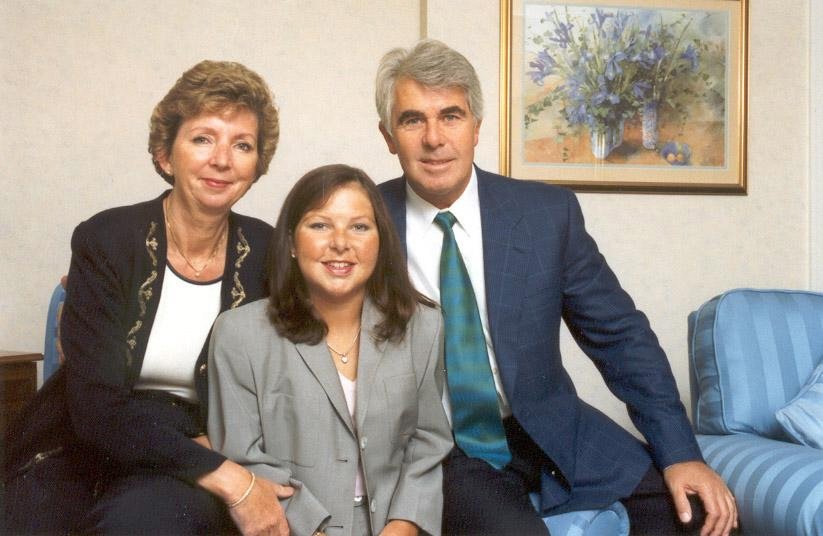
[[227, 472, 256, 509]]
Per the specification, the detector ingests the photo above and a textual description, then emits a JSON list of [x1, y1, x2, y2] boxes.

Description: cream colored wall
[[1, 1, 811, 435], [0, 0, 416, 353], [811, 0, 823, 289]]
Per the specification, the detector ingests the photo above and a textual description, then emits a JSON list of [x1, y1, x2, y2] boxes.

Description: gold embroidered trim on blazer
[[230, 227, 250, 308], [126, 221, 159, 359], [126, 321, 142, 350]]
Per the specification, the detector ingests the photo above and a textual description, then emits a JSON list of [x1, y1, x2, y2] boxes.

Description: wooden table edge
[[0, 351, 44, 364]]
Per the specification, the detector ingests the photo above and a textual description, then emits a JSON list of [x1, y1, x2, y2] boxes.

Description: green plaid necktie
[[434, 211, 511, 469]]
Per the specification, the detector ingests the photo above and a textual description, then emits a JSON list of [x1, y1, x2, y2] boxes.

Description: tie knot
[[434, 211, 457, 231]]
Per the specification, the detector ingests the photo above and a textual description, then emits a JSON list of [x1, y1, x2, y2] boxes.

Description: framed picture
[[500, 0, 748, 193]]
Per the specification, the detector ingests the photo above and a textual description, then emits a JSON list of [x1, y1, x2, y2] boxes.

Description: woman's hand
[[198, 459, 294, 535], [379, 519, 419, 536], [192, 435, 211, 449], [229, 477, 295, 536]]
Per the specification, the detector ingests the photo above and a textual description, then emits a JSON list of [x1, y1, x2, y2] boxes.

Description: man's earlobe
[[379, 123, 398, 155]]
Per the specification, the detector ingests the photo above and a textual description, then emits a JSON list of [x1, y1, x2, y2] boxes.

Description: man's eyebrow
[[396, 110, 425, 124], [440, 106, 467, 117]]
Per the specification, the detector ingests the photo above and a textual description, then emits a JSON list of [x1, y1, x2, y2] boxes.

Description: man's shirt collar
[[405, 166, 480, 237]]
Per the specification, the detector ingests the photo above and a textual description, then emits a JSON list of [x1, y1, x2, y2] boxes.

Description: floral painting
[[501, 0, 747, 192]]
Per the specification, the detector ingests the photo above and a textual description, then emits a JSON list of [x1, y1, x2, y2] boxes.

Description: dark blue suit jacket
[[379, 166, 702, 514]]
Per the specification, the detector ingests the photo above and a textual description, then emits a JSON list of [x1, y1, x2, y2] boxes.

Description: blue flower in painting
[[590, 8, 612, 30], [525, 7, 709, 140], [578, 50, 595, 66], [547, 11, 574, 48], [592, 75, 620, 106], [610, 11, 631, 40], [680, 44, 699, 71], [653, 45, 668, 62], [632, 80, 651, 99], [566, 103, 589, 126], [565, 71, 587, 99], [631, 18, 701, 104], [604, 51, 627, 80], [631, 48, 654, 69], [528, 49, 557, 85]]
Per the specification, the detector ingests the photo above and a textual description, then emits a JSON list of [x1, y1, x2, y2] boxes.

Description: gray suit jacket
[[208, 298, 452, 536]]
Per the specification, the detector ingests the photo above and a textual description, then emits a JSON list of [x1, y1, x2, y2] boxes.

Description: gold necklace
[[164, 198, 225, 278], [326, 327, 361, 364]]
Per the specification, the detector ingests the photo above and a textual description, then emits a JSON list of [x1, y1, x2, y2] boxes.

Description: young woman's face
[[292, 183, 380, 307]]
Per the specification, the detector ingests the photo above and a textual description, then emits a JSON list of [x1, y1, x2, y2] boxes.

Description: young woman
[[208, 164, 453, 536]]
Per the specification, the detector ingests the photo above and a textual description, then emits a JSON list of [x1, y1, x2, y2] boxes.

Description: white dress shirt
[[405, 167, 512, 422], [338, 372, 366, 498]]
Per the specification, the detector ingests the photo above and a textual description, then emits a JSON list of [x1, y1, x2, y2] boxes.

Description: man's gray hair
[[375, 39, 483, 136]]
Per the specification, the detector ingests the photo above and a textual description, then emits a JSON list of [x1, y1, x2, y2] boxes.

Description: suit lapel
[[354, 299, 386, 432], [294, 340, 355, 435], [477, 167, 530, 346], [381, 178, 408, 254], [385, 168, 530, 389]]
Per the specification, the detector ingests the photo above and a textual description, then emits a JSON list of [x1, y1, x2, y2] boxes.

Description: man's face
[[380, 78, 481, 209]]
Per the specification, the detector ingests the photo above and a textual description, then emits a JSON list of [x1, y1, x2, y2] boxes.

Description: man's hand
[[663, 461, 737, 536]]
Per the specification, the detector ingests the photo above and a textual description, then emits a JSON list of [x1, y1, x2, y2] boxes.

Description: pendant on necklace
[[341, 356, 349, 364], [194, 271, 201, 277]]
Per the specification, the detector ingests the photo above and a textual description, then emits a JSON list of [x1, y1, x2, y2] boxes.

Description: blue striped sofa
[[688, 289, 823, 535]]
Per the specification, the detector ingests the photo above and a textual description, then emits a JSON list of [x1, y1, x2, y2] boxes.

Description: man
[[375, 39, 737, 536]]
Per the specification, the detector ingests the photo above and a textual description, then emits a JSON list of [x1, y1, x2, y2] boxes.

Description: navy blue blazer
[[379, 166, 702, 514]]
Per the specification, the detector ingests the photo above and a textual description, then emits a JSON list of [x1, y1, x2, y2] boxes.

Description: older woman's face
[[292, 183, 380, 308], [157, 108, 258, 215]]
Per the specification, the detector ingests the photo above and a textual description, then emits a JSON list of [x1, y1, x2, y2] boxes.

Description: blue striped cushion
[[697, 433, 823, 535], [689, 289, 823, 437], [775, 361, 823, 448]]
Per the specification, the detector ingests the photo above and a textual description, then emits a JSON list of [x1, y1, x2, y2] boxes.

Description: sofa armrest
[[697, 433, 823, 535]]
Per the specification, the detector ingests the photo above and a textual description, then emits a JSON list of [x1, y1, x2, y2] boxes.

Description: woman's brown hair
[[267, 164, 433, 345], [148, 60, 279, 184]]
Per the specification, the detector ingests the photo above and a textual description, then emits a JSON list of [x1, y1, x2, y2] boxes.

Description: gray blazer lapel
[[294, 341, 355, 435], [355, 299, 386, 432]]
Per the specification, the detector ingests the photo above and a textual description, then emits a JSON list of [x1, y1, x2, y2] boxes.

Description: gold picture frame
[[500, 0, 748, 193]]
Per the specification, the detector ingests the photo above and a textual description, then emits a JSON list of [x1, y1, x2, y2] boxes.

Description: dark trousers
[[4, 391, 235, 535], [5, 460, 234, 535], [442, 417, 706, 536], [4, 449, 96, 535], [622, 465, 706, 535], [80, 472, 235, 535]]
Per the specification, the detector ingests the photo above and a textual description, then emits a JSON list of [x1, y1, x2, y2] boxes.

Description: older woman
[[4, 60, 292, 534], [209, 164, 453, 536]]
